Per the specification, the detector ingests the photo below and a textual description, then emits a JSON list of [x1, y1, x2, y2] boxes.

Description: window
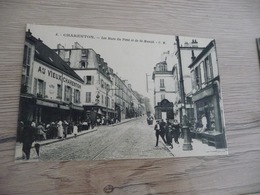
[[85, 76, 93, 85], [74, 89, 81, 103], [33, 79, 45, 97], [81, 61, 86, 68], [205, 54, 213, 81], [101, 79, 104, 88], [106, 84, 110, 91], [23, 45, 31, 66], [112, 99, 114, 108], [195, 66, 202, 89], [159, 64, 167, 71], [57, 84, 62, 99], [101, 95, 104, 104], [86, 92, 91, 103], [22, 44, 32, 93], [38, 79, 44, 96], [64, 85, 72, 102], [160, 79, 165, 88], [200, 62, 205, 84], [161, 94, 165, 101]]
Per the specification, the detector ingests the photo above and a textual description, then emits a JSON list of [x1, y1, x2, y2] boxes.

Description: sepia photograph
[[15, 24, 228, 162]]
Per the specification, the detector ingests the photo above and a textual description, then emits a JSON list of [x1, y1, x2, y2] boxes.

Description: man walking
[[159, 119, 167, 144], [154, 120, 167, 147]]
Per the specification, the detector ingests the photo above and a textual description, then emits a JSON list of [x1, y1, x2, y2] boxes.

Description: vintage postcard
[[15, 24, 228, 162]]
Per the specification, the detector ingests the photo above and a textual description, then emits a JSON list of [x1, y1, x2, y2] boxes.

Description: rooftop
[[26, 30, 84, 83]]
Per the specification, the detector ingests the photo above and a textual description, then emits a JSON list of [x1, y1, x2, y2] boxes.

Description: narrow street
[[39, 117, 173, 161]]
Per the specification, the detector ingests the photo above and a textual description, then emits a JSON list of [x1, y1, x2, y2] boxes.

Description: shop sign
[[192, 87, 214, 102]]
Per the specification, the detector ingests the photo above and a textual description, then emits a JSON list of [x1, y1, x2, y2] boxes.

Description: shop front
[[192, 83, 226, 148]]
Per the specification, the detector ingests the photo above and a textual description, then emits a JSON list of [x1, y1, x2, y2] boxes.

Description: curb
[[33, 128, 98, 147], [110, 117, 141, 127]]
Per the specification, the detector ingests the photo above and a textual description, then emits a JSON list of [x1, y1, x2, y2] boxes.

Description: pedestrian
[[154, 120, 161, 147], [22, 121, 36, 160], [57, 120, 64, 139], [165, 119, 173, 148], [63, 120, 68, 139], [17, 121, 24, 142], [73, 122, 78, 138], [36, 123, 47, 140], [172, 120, 180, 144], [159, 119, 167, 144], [154, 120, 166, 147]]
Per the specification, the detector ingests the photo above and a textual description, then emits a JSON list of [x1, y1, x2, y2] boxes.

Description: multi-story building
[[55, 43, 116, 121], [174, 39, 205, 122], [152, 52, 177, 120], [19, 31, 84, 124], [188, 40, 226, 148]]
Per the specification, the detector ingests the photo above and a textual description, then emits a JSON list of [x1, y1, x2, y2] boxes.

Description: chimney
[[191, 50, 196, 62], [191, 39, 198, 47]]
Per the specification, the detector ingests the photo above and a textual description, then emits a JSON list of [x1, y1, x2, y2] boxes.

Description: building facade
[[174, 39, 205, 123], [19, 31, 84, 124], [152, 53, 177, 120], [189, 40, 226, 148]]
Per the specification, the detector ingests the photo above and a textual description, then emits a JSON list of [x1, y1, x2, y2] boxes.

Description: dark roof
[[26, 31, 84, 83], [188, 40, 215, 68]]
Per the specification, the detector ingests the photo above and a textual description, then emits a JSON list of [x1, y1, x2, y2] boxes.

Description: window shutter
[[33, 78, 37, 95], [91, 76, 94, 84], [43, 82, 46, 97], [70, 88, 72, 102], [83, 76, 86, 84], [64, 86, 67, 101]]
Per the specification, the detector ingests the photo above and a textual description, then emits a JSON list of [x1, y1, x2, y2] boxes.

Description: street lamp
[[176, 36, 193, 151]]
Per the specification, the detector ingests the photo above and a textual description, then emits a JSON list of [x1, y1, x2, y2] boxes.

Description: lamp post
[[176, 36, 193, 151]]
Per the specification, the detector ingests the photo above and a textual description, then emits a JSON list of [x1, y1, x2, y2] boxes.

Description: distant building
[[189, 40, 226, 148], [19, 31, 84, 124], [112, 74, 138, 120], [152, 52, 177, 120]]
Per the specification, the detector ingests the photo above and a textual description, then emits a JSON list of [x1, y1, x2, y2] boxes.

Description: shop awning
[[59, 105, 70, 110], [71, 104, 84, 111], [102, 108, 117, 113], [36, 99, 58, 108]]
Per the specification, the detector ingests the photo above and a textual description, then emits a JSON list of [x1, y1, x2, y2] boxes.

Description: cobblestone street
[[33, 117, 173, 161]]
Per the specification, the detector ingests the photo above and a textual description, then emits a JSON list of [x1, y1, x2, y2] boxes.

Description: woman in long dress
[[57, 120, 64, 139]]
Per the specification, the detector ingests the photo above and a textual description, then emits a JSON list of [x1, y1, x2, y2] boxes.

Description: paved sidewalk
[[15, 117, 138, 162], [163, 137, 228, 157]]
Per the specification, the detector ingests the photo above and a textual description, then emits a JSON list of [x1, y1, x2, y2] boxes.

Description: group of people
[[153, 119, 180, 149], [96, 116, 119, 126], [17, 119, 91, 160]]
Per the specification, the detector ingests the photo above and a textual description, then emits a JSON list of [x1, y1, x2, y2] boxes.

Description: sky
[[26, 24, 212, 107]]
